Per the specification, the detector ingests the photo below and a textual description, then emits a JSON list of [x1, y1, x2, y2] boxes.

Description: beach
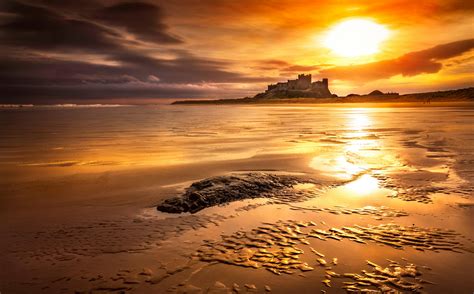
[[1, 104, 473, 293]]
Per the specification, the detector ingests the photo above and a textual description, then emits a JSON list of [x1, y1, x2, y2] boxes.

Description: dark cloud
[[0, 1, 120, 51], [254, 60, 320, 73], [321, 39, 474, 82], [0, 1, 180, 50], [93, 2, 181, 44], [0, 1, 268, 102], [259, 60, 291, 67], [281, 65, 320, 73], [0, 51, 269, 102]]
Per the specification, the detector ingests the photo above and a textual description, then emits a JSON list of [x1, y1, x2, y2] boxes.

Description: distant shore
[[172, 87, 474, 105]]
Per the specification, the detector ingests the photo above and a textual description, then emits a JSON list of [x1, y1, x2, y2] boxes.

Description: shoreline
[[175, 100, 474, 108], [172, 87, 474, 106]]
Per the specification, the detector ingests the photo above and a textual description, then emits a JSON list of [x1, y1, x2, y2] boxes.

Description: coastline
[[172, 87, 474, 106]]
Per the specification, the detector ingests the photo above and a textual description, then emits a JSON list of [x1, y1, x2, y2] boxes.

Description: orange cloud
[[320, 39, 474, 82]]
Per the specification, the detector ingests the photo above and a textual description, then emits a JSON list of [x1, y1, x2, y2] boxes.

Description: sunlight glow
[[324, 19, 390, 57], [348, 112, 371, 131], [345, 174, 380, 196]]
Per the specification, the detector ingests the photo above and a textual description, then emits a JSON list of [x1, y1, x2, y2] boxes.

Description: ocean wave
[[20, 160, 120, 167], [0, 104, 131, 108]]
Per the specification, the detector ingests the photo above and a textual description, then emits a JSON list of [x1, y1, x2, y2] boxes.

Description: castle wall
[[287, 80, 297, 90]]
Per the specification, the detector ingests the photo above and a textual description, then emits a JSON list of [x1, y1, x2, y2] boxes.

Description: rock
[[157, 173, 316, 214]]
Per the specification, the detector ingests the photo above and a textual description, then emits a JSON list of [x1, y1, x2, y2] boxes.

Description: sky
[[0, 0, 473, 103]]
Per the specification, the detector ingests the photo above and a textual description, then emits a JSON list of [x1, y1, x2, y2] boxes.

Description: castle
[[255, 74, 332, 99]]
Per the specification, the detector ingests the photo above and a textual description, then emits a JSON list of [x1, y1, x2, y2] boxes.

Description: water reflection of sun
[[348, 111, 372, 131], [310, 109, 381, 180], [344, 110, 380, 163], [345, 174, 380, 196]]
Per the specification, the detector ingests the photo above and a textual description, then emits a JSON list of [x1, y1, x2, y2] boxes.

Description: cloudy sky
[[0, 0, 473, 103]]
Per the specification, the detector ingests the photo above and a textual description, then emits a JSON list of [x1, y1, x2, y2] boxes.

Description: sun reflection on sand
[[309, 155, 364, 180]]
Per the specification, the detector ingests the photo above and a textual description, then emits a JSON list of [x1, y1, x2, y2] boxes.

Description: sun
[[324, 18, 390, 57]]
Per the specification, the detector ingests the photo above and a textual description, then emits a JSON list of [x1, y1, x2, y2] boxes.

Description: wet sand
[[0, 105, 473, 293]]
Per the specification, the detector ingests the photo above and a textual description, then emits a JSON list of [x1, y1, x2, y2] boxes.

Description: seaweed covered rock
[[157, 173, 315, 214]]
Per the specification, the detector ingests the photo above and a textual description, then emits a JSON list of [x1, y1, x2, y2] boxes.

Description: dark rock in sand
[[156, 173, 315, 214]]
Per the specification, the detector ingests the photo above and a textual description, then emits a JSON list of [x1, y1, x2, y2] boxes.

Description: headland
[[172, 74, 474, 105]]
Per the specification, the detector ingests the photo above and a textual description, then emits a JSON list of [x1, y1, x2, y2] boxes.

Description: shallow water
[[0, 105, 473, 293], [1, 105, 471, 172]]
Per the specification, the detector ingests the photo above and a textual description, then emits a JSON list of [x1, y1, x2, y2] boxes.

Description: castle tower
[[322, 78, 328, 87], [296, 74, 312, 90], [298, 74, 312, 82]]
